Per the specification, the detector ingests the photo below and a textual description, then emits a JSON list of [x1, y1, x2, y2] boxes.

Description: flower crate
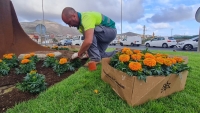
[[101, 48, 189, 106]]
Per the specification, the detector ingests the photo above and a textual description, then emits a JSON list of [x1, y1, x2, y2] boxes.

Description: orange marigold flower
[[137, 53, 144, 57], [30, 52, 35, 57], [143, 58, 156, 67], [0, 59, 2, 63], [169, 58, 177, 64], [125, 50, 133, 55], [3, 54, 13, 59], [59, 58, 67, 64], [119, 54, 130, 62], [144, 53, 155, 59], [21, 59, 30, 64], [122, 47, 131, 53], [156, 57, 165, 64], [131, 54, 141, 61], [24, 54, 31, 59], [133, 49, 141, 54], [47, 53, 55, 57], [155, 53, 163, 58], [8, 53, 14, 56], [161, 54, 168, 58], [173, 57, 183, 63], [129, 62, 142, 71], [163, 59, 172, 66]]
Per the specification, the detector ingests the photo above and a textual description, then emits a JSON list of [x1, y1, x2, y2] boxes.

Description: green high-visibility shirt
[[77, 12, 116, 33]]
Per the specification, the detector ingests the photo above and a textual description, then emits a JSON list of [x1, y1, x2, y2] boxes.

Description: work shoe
[[84, 61, 101, 67]]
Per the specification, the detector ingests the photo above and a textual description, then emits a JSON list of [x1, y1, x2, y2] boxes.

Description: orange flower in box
[[173, 57, 183, 63], [131, 54, 142, 61], [133, 49, 141, 54], [119, 54, 130, 62], [129, 62, 142, 71], [143, 58, 156, 67]]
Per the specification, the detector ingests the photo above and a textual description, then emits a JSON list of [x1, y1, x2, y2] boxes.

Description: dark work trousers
[[87, 26, 117, 62]]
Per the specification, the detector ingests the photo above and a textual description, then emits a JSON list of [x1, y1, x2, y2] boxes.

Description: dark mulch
[[0, 50, 88, 113]]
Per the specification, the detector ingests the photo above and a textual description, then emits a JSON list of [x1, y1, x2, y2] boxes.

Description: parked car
[[57, 39, 72, 46], [120, 36, 142, 46], [72, 35, 84, 46], [145, 37, 177, 48], [176, 36, 199, 50]]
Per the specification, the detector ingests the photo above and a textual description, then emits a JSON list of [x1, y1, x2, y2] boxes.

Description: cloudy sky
[[12, 0, 200, 36]]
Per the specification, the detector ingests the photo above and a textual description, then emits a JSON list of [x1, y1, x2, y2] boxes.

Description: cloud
[[12, 0, 144, 24], [149, 23, 170, 29], [146, 5, 193, 23], [135, 24, 143, 30]]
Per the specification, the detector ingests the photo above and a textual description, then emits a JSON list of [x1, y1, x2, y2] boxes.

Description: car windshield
[[190, 36, 199, 40], [168, 37, 175, 40]]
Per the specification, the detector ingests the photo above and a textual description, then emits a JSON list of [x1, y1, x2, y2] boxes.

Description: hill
[[20, 20, 141, 37], [118, 32, 140, 36], [20, 20, 81, 36]]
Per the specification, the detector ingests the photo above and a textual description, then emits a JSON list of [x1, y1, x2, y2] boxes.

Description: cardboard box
[[101, 57, 188, 106]]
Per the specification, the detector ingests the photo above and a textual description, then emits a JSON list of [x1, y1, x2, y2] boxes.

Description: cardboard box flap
[[101, 58, 136, 103]]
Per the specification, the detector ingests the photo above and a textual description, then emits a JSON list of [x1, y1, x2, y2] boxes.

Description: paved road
[[43, 43, 197, 52], [108, 44, 198, 52]]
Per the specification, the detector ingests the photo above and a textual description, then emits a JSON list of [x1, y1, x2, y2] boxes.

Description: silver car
[[145, 37, 177, 48], [57, 39, 72, 46], [176, 36, 199, 50]]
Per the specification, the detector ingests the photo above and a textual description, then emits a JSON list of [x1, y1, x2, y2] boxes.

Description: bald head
[[62, 7, 76, 19], [61, 7, 79, 27]]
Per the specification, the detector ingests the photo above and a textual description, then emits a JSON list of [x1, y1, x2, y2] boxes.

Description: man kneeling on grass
[[61, 7, 117, 66]]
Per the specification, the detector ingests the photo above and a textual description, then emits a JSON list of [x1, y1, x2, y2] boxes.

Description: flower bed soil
[[0, 50, 88, 113]]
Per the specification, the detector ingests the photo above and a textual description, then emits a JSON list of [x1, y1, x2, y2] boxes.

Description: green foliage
[[53, 60, 75, 76], [0, 61, 10, 76], [5, 50, 200, 113], [17, 71, 47, 94], [3, 54, 19, 68], [70, 58, 82, 68], [58, 47, 69, 50], [15, 61, 36, 74], [30, 55, 40, 63], [52, 38, 58, 42], [42, 56, 56, 67]]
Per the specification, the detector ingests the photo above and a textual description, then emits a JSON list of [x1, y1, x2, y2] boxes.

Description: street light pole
[[42, 0, 46, 45], [121, 0, 122, 37], [195, 7, 200, 52], [171, 28, 173, 37]]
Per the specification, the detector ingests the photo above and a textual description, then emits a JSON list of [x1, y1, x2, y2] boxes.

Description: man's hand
[[71, 53, 79, 60]]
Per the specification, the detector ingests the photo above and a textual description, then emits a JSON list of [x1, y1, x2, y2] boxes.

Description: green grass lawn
[[6, 48, 200, 113]]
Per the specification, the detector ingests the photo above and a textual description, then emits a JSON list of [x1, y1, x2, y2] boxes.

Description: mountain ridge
[[20, 20, 140, 37]]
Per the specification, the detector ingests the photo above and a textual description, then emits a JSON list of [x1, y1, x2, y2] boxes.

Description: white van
[[120, 36, 142, 46], [109, 39, 119, 46], [72, 35, 84, 46]]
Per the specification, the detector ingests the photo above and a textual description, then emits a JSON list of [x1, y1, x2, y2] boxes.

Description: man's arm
[[78, 28, 94, 57]]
